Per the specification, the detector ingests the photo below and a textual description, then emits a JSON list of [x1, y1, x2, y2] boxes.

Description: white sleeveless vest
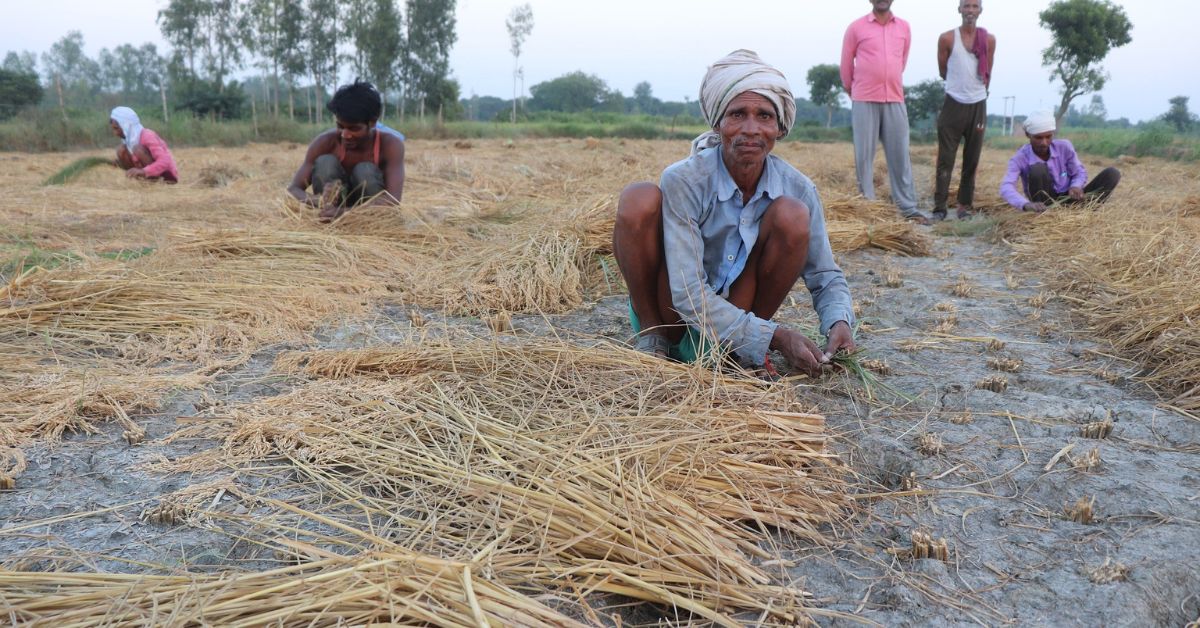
[[945, 28, 988, 105]]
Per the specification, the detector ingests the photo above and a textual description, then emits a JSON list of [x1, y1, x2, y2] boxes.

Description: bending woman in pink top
[[110, 107, 179, 183]]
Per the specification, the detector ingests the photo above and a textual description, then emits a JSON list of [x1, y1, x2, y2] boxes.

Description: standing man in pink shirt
[[109, 106, 179, 184], [841, 0, 927, 223]]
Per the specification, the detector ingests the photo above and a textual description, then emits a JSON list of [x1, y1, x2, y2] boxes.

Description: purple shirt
[[999, 140, 1088, 209]]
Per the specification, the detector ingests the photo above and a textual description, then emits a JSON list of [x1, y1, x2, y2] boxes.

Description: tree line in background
[[0, 0, 1195, 138], [0, 0, 458, 123]]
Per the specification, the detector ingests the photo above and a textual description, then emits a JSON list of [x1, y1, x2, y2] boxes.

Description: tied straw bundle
[[148, 335, 847, 624]]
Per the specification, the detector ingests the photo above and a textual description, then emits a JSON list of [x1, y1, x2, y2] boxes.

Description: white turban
[[110, 106, 144, 152], [1023, 111, 1056, 135], [691, 49, 796, 156]]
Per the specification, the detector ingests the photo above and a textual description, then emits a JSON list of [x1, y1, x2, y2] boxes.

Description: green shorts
[[628, 302, 711, 364]]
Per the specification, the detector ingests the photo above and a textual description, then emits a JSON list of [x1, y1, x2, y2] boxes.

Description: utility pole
[[1003, 96, 1017, 135]]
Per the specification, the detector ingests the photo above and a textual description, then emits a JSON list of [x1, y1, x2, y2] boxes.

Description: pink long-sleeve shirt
[[134, 129, 179, 182], [841, 12, 911, 103]]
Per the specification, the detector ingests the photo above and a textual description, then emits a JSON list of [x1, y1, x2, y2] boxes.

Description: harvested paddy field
[[1, 138, 1197, 626]]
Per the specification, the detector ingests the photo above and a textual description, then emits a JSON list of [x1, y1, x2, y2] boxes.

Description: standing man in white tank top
[[933, 0, 996, 221]]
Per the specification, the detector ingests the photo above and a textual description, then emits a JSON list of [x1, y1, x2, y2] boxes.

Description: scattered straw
[[1001, 190, 1200, 412], [156, 335, 849, 621]]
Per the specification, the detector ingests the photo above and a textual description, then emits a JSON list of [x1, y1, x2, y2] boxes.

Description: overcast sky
[[4, 0, 1194, 123]]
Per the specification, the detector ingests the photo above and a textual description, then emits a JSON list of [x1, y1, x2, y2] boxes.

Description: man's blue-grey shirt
[[660, 145, 855, 365]]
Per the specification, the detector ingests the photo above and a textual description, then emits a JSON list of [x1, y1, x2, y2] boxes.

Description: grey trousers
[[312, 154, 385, 206], [852, 101, 919, 215]]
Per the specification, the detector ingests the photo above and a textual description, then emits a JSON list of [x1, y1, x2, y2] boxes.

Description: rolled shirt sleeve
[[999, 152, 1030, 210], [660, 169, 779, 364]]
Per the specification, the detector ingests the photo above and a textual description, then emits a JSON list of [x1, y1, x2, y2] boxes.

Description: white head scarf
[[110, 106, 144, 152], [691, 49, 797, 156], [1023, 111, 1056, 135]]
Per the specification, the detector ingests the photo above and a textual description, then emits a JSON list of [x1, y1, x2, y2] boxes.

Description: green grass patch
[[0, 239, 155, 280], [42, 156, 113, 186], [989, 126, 1200, 161], [932, 216, 999, 238]]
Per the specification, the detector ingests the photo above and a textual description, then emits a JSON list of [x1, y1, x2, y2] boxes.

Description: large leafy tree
[[2, 51, 38, 76], [1039, 0, 1132, 127], [1161, 96, 1196, 133], [806, 64, 844, 128], [98, 43, 165, 104], [505, 3, 533, 122], [904, 79, 945, 131], [41, 31, 101, 115], [0, 68, 43, 120], [632, 81, 662, 115], [528, 71, 611, 113]]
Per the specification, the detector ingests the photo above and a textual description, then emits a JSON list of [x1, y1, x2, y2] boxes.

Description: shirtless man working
[[287, 81, 406, 221]]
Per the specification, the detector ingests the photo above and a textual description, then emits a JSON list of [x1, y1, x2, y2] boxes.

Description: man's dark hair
[[326, 80, 382, 123]]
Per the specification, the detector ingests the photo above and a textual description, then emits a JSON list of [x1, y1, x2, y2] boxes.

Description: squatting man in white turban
[[998, 110, 1121, 213], [612, 49, 856, 377]]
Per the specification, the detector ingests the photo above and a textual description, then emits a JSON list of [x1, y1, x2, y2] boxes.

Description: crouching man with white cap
[[612, 49, 856, 377], [999, 111, 1121, 213]]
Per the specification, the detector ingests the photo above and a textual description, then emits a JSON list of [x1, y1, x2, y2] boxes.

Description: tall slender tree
[[41, 31, 100, 116], [98, 43, 165, 105], [159, 0, 208, 80], [306, 0, 340, 122], [505, 3, 533, 123], [201, 0, 248, 92], [2, 51, 39, 76], [805, 64, 844, 128], [404, 0, 457, 118], [362, 0, 404, 116]]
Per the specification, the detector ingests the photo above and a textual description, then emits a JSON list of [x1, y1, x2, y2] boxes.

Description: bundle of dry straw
[[0, 229, 431, 365], [150, 335, 846, 623], [824, 195, 932, 256], [1001, 187, 1200, 412], [0, 553, 581, 627]]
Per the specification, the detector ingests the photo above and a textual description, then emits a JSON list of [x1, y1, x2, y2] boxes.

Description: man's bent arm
[[369, 134, 405, 205], [937, 32, 952, 80], [661, 171, 777, 364], [799, 184, 855, 335], [986, 34, 996, 89], [999, 154, 1030, 209], [840, 25, 858, 95], [287, 136, 328, 203]]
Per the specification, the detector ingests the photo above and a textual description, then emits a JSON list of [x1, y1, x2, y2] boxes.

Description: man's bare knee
[[765, 196, 811, 243], [616, 182, 663, 228]]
